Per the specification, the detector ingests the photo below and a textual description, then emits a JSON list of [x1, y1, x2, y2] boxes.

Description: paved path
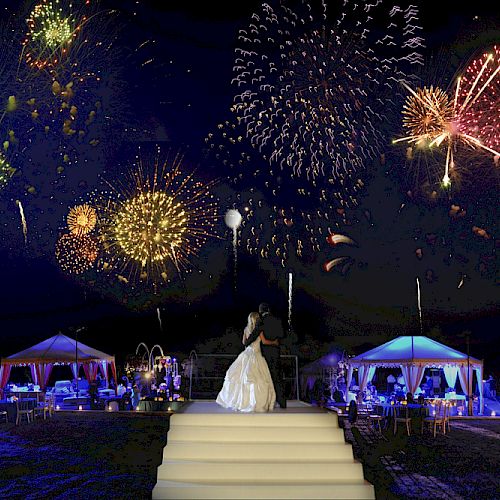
[[341, 416, 469, 499]]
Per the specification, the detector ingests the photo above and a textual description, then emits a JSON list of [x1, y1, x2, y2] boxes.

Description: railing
[[187, 351, 300, 401]]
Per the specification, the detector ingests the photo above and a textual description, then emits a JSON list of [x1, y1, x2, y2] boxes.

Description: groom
[[245, 303, 286, 409]]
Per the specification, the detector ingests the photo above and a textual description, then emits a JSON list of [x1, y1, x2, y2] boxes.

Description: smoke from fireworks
[[209, 0, 424, 265], [97, 152, 219, 286]]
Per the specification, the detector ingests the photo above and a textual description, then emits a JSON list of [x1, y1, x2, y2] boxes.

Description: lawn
[[342, 416, 500, 500], [0, 412, 169, 500]]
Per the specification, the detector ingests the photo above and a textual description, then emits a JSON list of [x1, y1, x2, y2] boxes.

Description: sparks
[[97, 151, 219, 286], [67, 204, 97, 236], [395, 46, 500, 188]]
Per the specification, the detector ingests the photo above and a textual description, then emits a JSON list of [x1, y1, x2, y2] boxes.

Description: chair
[[393, 405, 411, 436], [444, 403, 452, 433], [34, 392, 52, 420], [422, 401, 447, 437], [368, 404, 385, 433], [16, 399, 34, 425]]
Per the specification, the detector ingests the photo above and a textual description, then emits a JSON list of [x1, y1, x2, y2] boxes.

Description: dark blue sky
[[0, 0, 498, 369]]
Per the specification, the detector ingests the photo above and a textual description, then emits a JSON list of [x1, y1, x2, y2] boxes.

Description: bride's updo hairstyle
[[244, 312, 260, 338]]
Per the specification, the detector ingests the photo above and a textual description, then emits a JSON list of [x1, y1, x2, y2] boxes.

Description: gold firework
[[98, 153, 219, 285], [401, 86, 453, 143], [55, 233, 98, 274], [67, 204, 97, 235]]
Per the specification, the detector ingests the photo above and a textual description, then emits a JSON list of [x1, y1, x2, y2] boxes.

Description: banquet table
[[0, 398, 38, 423], [137, 400, 170, 412], [374, 403, 429, 430]]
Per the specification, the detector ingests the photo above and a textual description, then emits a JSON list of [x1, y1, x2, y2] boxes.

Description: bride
[[216, 312, 276, 412]]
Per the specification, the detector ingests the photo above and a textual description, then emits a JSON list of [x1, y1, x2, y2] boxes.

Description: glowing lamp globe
[[224, 209, 242, 230]]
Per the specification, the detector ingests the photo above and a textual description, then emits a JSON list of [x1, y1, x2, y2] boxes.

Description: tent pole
[[75, 331, 78, 398]]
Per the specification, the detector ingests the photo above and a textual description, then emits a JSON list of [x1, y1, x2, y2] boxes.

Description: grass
[[0, 412, 169, 500]]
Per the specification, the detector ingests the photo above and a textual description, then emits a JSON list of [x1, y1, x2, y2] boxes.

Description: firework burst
[[67, 203, 96, 235], [209, 0, 423, 265], [55, 232, 98, 274], [23, 0, 89, 72], [97, 152, 219, 285], [394, 45, 500, 189]]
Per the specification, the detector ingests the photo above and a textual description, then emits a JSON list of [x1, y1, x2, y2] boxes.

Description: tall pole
[[466, 332, 472, 416], [75, 330, 79, 398]]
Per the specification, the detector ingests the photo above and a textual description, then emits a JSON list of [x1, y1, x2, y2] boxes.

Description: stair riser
[[167, 427, 345, 443], [170, 414, 339, 428], [157, 462, 365, 482], [153, 481, 375, 499], [164, 444, 354, 462]]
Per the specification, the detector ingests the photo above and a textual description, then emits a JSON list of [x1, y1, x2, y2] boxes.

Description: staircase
[[152, 401, 375, 499]]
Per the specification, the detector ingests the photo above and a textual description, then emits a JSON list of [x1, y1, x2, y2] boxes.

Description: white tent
[[0, 334, 116, 392], [347, 336, 484, 414]]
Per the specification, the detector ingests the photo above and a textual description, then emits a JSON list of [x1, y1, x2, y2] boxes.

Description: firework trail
[[157, 307, 163, 332], [16, 199, 28, 245], [210, 0, 424, 265], [323, 232, 358, 275], [416, 276, 423, 335]]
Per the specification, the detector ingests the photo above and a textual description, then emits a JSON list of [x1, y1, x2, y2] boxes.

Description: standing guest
[[387, 373, 396, 393], [131, 384, 141, 408], [488, 375, 496, 398], [425, 376, 433, 397]]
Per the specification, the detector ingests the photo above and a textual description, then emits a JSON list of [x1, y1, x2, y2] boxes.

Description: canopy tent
[[346, 336, 484, 414], [0, 333, 117, 392], [300, 351, 343, 399]]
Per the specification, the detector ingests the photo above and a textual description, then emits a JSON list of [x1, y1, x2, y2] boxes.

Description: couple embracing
[[216, 303, 286, 412]]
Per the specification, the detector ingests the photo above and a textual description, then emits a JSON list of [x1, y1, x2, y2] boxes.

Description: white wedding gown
[[216, 337, 276, 412]]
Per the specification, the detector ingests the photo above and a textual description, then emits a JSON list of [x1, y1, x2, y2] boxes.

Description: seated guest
[[417, 394, 425, 405], [356, 391, 364, 405], [406, 392, 414, 404], [332, 388, 345, 403]]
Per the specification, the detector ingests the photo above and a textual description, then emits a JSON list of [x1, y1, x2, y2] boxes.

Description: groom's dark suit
[[245, 312, 286, 408]]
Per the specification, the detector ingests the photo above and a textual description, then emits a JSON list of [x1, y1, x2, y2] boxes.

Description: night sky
[[0, 0, 498, 372]]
